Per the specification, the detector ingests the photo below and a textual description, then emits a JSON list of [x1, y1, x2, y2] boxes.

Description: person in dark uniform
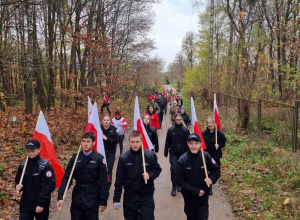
[[177, 133, 220, 220], [113, 130, 162, 220], [155, 96, 166, 128], [143, 114, 159, 153], [57, 132, 109, 220], [202, 118, 226, 195], [180, 106, 191, 128], [164, 113, 190, 196], [101, 115, 119, 188], [15, 140, 56, 220]]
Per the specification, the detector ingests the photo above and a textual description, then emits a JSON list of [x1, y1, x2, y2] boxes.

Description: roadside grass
[[221, 131, 300, 219]]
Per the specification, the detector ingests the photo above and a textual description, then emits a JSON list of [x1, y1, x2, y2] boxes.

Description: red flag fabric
[[32, 111, 65, 187], [190, 97, 207, 150], [84, 102, 107, 164], [133, 96, 154, 150], [213, 94, 222, 130]]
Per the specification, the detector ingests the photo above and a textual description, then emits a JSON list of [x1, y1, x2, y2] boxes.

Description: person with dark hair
[[101, 115, 119, 188], [146, 106, 160, 130], [164, 114, 190, 196], [101, 92, 111, 115], [146, 98, 160, 114], [15, 140, 56, 220], [57, 132, 109, 220], [180, 106, 191, 128], [143, 114, 159, 153], [111, 110, 128, 154], [113, 131, 162, 220], [177, 133, 220, 220]]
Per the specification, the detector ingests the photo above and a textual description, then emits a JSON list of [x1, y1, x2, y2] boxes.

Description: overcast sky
[[150, 0, 201, 70]]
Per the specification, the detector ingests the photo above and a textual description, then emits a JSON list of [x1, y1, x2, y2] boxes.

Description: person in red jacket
[[146, 106, 160, 130], [101, 92, 111, 115]]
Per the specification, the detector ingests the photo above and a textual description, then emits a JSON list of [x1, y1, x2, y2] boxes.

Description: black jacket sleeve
[[153, 130, 159, 153], [98, 156, 109, 206], [218, 130, 226, 149], [58, 155, 75, 200], [206, 153, 221, 184], [148, 154, 162, 181], [113, 156, 125, 203], [164, 129, 171, 157], [37, 164, 56, 208], [186, 115, 191, 127], [15, 162, 24, 191]]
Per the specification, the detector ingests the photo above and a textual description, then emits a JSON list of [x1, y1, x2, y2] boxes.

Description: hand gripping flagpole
[[63, 145, 81, 201], [18, 155, 29, 192], [141, 144, 147, 184], [200, 147, 209, 186]]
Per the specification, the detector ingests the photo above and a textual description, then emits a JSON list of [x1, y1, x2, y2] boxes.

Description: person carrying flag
[[164, 113, 190, 196], [113, 130, 162, 220], [57, 132, 109, 220], [101, 92, 111, 115], [202, 118, 226, 195], [101, 115, 119, 189], [177, 133, 220, 220], [15, 140, 56, 220], [143, 114, 159, 153]]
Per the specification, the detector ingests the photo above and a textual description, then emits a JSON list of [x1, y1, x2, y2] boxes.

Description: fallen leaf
[[283, 198, 291, 206]]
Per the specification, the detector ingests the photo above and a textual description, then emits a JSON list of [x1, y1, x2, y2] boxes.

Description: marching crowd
[[15, 89, 226, 220]]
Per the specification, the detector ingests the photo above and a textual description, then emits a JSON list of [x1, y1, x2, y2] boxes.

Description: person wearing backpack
[[15, 139, 56, 220]]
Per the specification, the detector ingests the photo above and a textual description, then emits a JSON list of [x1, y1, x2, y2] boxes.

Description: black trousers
[[158, 113, 163, 128], [101, 103, 111, 114], [123, 195, 155, 220], [106, 152, 116, 183], [19, 208, 49, 220], [183, 194, 209, 220], [118, 134, 125, 154], [71, 206, 99, 220], [169, 153, 180, 188]]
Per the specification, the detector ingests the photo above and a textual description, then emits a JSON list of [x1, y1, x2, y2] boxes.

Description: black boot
[[209, 186, 213, 195], [171, 187, 176, 196], [177, 186, 181, 192]]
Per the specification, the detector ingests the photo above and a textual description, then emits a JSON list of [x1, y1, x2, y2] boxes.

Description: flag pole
[[200, 148, 209, 186], [18, 155, 29, 190], [141, 144, 147, 184], [215, 124, 218, 149], [63, 145, 81, 201]]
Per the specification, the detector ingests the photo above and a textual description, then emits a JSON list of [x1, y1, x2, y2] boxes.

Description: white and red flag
[[32, 111, 65, 187], [84, 102, 107, 165], [190, 97, 207, 150], [88, 96, 93, 119], [213, 94, 221, 130], [133, 96, 154, 150]]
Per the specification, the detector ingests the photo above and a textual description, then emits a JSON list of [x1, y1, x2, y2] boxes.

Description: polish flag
[[88, 96, 93, 119], [190, 97, 206, 150], [213, 94, 221, 130], [32, 111, 65, 187], [84, 102, 107, 165], [133, 96, 154, 150]]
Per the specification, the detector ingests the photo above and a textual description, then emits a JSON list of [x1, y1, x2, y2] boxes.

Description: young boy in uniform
[[15, 139, 56, 220]]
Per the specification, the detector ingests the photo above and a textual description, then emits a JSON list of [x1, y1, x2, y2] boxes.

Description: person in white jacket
[[111, 110, 128, 154]]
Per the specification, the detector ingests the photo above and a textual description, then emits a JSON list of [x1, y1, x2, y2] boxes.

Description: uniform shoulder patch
[[212, 158, 216, 164], [46, 171, 52, 177]]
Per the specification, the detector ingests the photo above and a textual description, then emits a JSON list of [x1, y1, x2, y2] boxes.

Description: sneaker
[[171, 188, 176, 196], [177, 186, 181, 192]]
